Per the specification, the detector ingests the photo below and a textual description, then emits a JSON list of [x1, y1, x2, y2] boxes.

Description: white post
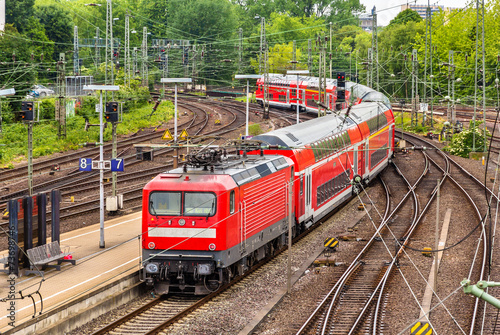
[[246, 79, 250, 137], [296, 74, 300, 124], [174, 83, 178, 142], [99, 90, 105, 248]]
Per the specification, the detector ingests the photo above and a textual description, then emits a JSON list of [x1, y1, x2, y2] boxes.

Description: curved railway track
[[295, 130, 491, 334]]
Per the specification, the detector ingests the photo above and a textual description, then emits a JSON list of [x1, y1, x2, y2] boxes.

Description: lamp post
[[235, 74, 261, 137], [286, 70, 309, 124], [160, 78, 192, 168], [83, 84, 119, 248]]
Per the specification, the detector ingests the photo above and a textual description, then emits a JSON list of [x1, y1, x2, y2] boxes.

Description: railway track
[[294, 131, 492, 334]]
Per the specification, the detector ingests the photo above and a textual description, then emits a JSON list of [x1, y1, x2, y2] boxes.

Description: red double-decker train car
[[141, 100, 395, 295], [255, 74, 391, 114]]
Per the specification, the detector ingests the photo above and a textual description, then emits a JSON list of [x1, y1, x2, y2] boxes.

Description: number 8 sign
[[79, 158, 92, 171]]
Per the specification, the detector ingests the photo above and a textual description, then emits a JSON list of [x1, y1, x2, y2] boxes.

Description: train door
[[299, 173, 305, 218], [304, 167, 313, 221], [239, 199, 247, 255], [359, 144, 365, 177], [287, 89, 290, 106]]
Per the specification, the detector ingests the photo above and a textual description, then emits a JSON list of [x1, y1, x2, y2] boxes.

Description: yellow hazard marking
[[162, 129, 173, 140], [411, 322, 432, 335], [179, 129, 189, 140], [324, 237, 339, 248], [214, 119, 221, 125]]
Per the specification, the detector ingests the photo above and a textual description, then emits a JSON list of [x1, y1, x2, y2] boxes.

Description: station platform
[[0, 211, 143, 333]]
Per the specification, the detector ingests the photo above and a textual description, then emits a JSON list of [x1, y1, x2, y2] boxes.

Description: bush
[[444, 120, 489, 157]]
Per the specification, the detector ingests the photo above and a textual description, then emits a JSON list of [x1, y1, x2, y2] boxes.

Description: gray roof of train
[[254, 102, 387, 148]]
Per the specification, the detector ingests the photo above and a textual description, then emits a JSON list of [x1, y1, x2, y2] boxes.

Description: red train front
[[142, 150, 294, 294]]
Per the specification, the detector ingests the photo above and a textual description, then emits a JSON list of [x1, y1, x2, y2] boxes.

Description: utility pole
[[133, 47, 138, 77], [238, 28, 243, 73], [429, 2, 434, 128], [473, 0, 486, 152], [318, 35, 323, 117], [259, 17, 270, 119], [308, 39, 312, 73], [371, 6, 379, 91], [95, 27, 100, 69], [411, 49, 418, 127], [447, 51, 456, 125], [56, 53, 66, 139], [192, 44, 197, 90], [259, 18, 265, 75], [142, 27, 148, 87], [74, 26, 79, 76], [367, 48, 372, 87], [105, 0, 113, 87], [125, 13, 130, 87], [424, 4, 430, 104], [329, 22, 332, 78]]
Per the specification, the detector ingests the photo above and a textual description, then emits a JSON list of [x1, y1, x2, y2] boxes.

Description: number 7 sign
[[111, 158, 124, 172]]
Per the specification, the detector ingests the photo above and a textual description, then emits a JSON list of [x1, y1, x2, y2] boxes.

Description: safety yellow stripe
[[416, 323, 429, 335], [369, 124, 390, 138], [411, 322, 421, 333]]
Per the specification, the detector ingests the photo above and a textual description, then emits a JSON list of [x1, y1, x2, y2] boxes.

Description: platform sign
[[79, 158, 92, 171], [162, 129, 173, 140], [110, 158, 124, 172], [411, 321, 433, 335], [179, 129, 189, 140]]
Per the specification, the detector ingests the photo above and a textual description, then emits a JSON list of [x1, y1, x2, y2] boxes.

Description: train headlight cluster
[[145, 262, 160, 274], [179, 219, 186, 226], [148, 242, 155, 249], [209, 243, 216, 251]]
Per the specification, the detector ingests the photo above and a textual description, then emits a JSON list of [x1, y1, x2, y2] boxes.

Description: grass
[[0, 100, 174, 168]]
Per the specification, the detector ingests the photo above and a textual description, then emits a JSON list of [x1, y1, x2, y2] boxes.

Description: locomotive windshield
[[149, 191, 216, 217], [184, 192, 216, 216], [150, 192, 181, 215]]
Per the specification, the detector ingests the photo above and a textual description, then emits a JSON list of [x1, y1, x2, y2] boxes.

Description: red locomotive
[[141, 100, 395, 295]]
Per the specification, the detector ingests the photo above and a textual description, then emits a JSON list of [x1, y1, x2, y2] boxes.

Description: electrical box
[[106, 196, 118, 211]]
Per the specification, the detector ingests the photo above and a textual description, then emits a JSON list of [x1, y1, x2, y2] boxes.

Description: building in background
[[400, 4, 444, 20], [359, 15, 374, 31]]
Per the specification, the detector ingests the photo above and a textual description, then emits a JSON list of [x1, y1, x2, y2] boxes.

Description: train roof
[[265, 73, 337, 88], [164, 154, 291, 186], [253, 102, 389, 148]]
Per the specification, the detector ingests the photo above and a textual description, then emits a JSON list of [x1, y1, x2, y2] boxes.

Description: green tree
[[35, 4, 73, 61], [388, 9, 422, 27], [6, 0, 35, 33]]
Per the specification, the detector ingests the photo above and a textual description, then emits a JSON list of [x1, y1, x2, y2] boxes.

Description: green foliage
[[249, 123, 264, 136], [444, 121, 490, 158], [6, 0, 35, 33], [35, 4, 73, 61], [388, 9, 422, 27], [0, 97, 174, 166]]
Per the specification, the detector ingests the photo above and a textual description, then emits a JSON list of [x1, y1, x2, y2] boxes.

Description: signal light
[[105, 102, 119, 123], [21, 101, 34, 121], [336, 72, 346, 88]]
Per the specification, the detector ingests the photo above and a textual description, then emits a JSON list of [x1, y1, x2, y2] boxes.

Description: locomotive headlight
[[209, 243, 216, 251], [178, 219, 186, 226], [145, 262, 160, 274], [148, 242, 155, 249]]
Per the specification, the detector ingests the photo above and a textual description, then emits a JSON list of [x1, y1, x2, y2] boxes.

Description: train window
[[184, 192, 216, 216], [149, 192, 181, 216], [230, 191, 235, 214]]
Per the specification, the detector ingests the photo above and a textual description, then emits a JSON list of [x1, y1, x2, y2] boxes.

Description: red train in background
[[141, 99, 395, 295], [255, 73, 391, 114]]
